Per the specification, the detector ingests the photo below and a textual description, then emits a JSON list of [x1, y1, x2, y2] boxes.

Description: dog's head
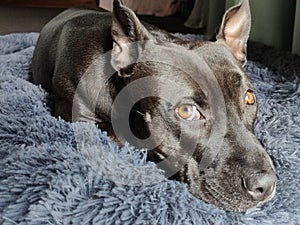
[[110, 0, 277, 212]]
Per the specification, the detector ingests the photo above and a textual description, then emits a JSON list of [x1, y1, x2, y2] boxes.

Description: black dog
[[32, 0, 277, 212]]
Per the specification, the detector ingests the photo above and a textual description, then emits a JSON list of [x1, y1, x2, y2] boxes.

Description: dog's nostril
[[255, 187, 264, 194], [242, 171, 277, 201]]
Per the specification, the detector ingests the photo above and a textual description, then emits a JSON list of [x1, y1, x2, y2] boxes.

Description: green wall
[[225, 0, 240, 9], [205, 0, 226, 35], [293, 0, 300, 54], [249, 0, 296, 51]]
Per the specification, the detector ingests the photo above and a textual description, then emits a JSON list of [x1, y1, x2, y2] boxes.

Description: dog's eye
[[245, 90, 256, 105], [175, 104, 204, 121]]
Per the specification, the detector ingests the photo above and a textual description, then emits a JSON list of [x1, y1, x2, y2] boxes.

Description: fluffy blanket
[[0, 33, 299, 225]]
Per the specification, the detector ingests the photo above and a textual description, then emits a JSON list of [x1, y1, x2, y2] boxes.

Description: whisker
[[114, 105, 146, 117]]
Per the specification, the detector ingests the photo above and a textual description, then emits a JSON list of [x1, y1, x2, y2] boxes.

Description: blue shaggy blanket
[[0, 33, 299, 224]]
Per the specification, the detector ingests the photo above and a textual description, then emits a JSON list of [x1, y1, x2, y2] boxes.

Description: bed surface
[[0, 33, 299, 224]]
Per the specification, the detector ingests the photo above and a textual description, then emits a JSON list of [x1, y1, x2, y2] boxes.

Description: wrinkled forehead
[[140, 42, 216, 85], [133, 42, 224, 104], [194, 42, 251, 82]]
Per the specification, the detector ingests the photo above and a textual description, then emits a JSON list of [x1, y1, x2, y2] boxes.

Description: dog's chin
[[189, 179, 275, 212]]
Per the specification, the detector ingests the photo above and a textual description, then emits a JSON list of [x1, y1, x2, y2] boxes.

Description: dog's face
[[110, 0, 276, 212]]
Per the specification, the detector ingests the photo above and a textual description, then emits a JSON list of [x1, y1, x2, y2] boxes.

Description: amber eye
[[175, 104, 203, 121], [245, 90, 256, 105]]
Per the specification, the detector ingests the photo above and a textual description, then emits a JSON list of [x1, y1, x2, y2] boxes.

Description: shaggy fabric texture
[[0, 33, 299, 225]]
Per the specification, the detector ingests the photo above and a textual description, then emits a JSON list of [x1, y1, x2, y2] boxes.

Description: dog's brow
[[192, 92, 209, 109], [229, 72, 242, 88]]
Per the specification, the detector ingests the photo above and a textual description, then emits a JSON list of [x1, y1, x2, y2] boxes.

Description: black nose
[[242, 171, 277, 201]]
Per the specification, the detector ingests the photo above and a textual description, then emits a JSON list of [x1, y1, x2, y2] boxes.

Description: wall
[[0, 7, 63, 34], [204, 0, 226, 35], [293, 0, 300, 54], [249, 0, 296, 51]]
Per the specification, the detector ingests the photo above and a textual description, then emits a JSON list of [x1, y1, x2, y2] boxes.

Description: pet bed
[[0, 33, 299, 224]]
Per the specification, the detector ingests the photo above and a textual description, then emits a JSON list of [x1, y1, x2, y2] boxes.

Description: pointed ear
[[111, 0, 151, 76], [216, 0, 251, 65]]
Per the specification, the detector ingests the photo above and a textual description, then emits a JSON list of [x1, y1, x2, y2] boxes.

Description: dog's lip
[[195, 172, 278, 212], [198, 179, 256, 212]]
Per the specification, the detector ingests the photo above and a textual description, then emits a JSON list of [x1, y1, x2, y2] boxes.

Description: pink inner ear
[[111, 42, 135, 72], [224, 3, 250, 41], [225, 37, 247, 62], [224, 14, 247, 38], [110, 0, 152, 72], [218, 0, 251, 64]]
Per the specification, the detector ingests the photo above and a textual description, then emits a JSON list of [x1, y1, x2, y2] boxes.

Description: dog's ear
[[216, 0, 251, 65], [111, 0, 151, 76]]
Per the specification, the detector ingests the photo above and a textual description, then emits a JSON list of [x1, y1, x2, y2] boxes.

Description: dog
[[32, 0, 277, 212]]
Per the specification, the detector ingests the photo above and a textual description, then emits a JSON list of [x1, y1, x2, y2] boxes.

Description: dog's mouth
[[190, 174, 277, 212], [180, 161, 277, 213], [199, 179, 255, 212]]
